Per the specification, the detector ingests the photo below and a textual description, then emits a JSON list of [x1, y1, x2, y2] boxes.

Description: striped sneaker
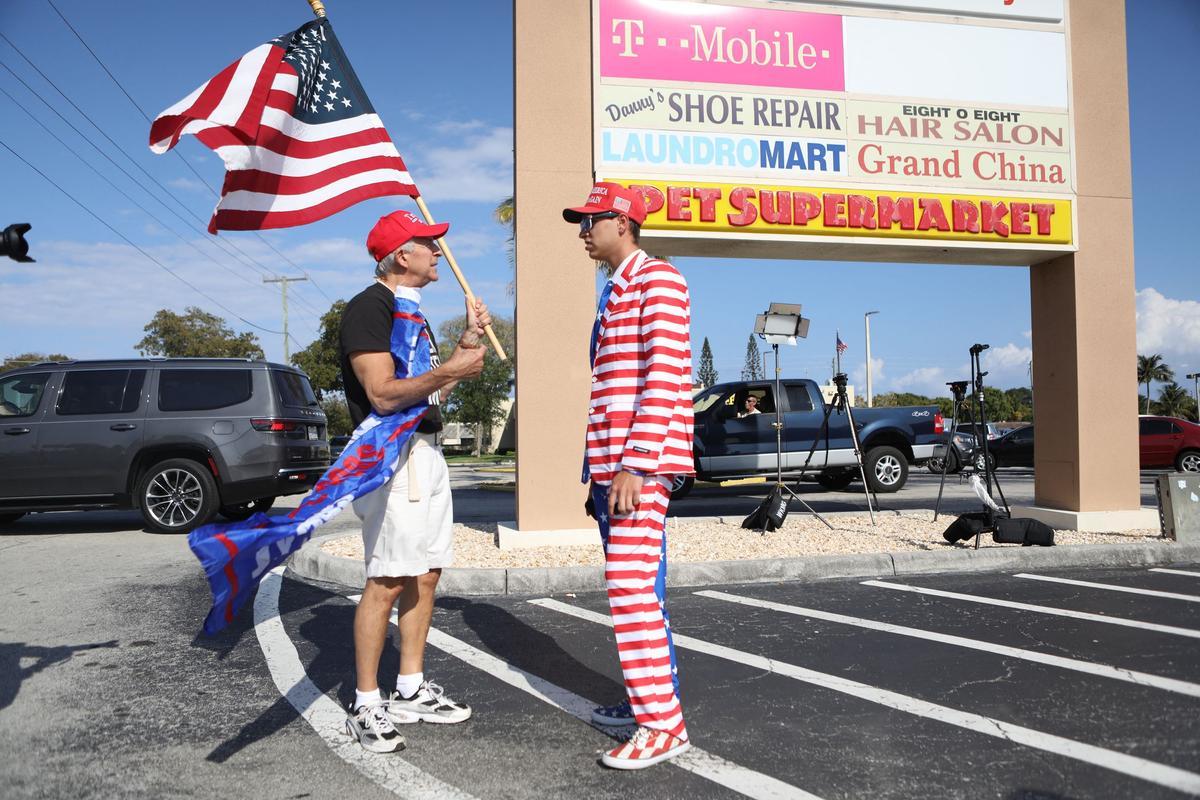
[[345, 701, 405, 753], [386, 681, 472, 725], [601, 726, 691, 770], [590, 699, 634, 726]]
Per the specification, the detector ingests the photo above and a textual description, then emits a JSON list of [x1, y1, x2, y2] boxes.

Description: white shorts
[[352, 433, 454, 578]]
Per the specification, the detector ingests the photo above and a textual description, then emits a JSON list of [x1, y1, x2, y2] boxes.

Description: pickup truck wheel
[[816, 471, 855, 491], [138, 458, 219, 534], [219, 496, 276, 521], [1177, 450, 1200, 473], [865, 446, 908, 493], [670, 475, 695, 501]]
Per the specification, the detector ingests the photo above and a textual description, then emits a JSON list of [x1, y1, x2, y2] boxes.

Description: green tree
[[438, 315, 515, 456], [873, 391, 936, 408], [696, 337, 718, 388], [1137, 353, 1174, 414], [1, 352, 71, 373], [1154, 382, 1196, 420], [495, 196, 516, 296], [136, 307, 263, 359], [1004, 386, 1034, 421], [740, 334, 763, 381], [291, 300, 346, 396], [320, 395, 353, 437]]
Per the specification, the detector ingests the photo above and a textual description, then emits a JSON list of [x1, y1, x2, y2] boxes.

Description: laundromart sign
[[592, 0, 1076, 260]]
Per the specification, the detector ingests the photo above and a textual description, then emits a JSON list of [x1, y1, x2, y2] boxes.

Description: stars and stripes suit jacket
[[585, 250, 695, 485]]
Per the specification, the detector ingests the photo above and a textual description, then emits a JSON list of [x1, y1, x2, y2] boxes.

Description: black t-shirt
[[340, 282, 443, 432]]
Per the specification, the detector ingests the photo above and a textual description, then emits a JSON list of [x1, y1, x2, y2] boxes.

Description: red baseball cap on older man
[[366, 210, 449, 262], [562, 182, 647, 225]]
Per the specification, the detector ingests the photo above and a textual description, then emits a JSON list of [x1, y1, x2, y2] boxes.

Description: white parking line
[[862, 580, 1200, 640], [530, 597, 1200, 796], [696, 590, 1200, 699], [253, 569, 477, 800], [1014, 573, 1200, 602], [1150, 568, 1200, 579], [343, 595, 820, 800]]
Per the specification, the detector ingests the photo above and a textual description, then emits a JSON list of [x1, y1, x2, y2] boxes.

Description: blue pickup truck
[[673, 378, 943, 499]]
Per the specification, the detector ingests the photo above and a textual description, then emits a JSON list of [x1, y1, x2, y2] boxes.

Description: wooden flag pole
[[305, 0, 507, 360]]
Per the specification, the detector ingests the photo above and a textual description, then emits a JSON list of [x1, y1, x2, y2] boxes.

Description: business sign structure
[[593, 0, 1076, 257]]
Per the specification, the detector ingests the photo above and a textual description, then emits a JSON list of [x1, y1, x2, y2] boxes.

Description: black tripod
[[791, 372, 877, 526], [933, 380, 971, 522], [743, 343, 834, 534], [968, 343, 1010, 518]]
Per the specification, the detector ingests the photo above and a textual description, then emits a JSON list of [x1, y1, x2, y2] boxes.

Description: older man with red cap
[[339, 209, 490, 753], [564, 182, 695, 769]]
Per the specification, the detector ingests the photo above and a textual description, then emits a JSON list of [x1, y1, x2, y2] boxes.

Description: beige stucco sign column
[[510, 0, 1151, 536]]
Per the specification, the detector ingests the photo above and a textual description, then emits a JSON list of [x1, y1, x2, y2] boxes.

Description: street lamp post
[[1188, 372, 1200, 422], [864, 310, 880, 407]]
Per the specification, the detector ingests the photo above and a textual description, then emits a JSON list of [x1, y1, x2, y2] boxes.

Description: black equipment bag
[[942, 510, 995, 544], [742, 485, 789, 532], [993, 516, 1055, 547]]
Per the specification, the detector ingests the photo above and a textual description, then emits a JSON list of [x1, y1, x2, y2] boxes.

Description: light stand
[[741, 304, 833, 533], [933, 380, 970, 521]]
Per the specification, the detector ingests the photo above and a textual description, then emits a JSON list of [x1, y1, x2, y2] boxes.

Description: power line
[[0, 135, 286, 337], [0, 27, 331, 314], [41, 0, 338, 306]]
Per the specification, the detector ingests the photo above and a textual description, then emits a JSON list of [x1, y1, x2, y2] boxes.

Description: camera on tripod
[[1, 223, 35, 263]]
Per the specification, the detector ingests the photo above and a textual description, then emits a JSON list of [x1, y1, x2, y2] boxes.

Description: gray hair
[[374, 240, 420, 278]]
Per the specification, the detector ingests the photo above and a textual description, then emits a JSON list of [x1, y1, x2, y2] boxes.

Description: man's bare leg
[[354, 575, 406, 691], [396, 569, 441, 675]]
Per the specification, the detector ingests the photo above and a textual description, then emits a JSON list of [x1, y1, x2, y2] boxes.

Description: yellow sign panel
[[607, 178, 1073, 245]]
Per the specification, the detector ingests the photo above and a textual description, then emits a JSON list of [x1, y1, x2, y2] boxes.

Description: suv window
[[56, 369, 146, 416], [271, 370, 319, 408], [0, 372, 50, 417], [159, 369, 252, 412]]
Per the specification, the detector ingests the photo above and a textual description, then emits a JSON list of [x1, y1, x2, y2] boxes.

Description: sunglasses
[[579, 212, 620, 234]]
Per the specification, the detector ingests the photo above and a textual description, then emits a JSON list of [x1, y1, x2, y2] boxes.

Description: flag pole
[[835, 329, 842, 374], [304, 0, 507, 360]]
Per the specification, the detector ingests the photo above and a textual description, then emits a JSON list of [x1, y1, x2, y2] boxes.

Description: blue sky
[[2, 1, 1196, 401]]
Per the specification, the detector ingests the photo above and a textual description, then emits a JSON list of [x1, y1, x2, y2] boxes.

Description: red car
[[1139, 416, 1200, 472]]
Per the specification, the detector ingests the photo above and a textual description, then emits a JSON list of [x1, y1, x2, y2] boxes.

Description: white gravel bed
[[319, 513, 1163, 570]]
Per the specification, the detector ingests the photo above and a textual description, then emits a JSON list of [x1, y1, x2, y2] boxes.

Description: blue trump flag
[[188, 294, 432, 634]]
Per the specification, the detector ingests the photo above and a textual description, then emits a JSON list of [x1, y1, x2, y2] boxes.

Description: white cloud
[[167, 177, 211, 193], [1137, 287, 1200, 363], [410, 126, 513, 203], [849, 357, 885, 389], [986, 342, 1032, 371], [890, 366, 951, 397]]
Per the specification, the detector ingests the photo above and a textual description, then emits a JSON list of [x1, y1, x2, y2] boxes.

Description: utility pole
[[263, 275, 307, 360], [1188, 372, 1200, 422], [864, 310, 880, 407]]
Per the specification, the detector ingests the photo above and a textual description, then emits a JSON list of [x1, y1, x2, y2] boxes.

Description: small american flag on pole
[[150, 18, 417, 232], [836, 334, 848, 354]]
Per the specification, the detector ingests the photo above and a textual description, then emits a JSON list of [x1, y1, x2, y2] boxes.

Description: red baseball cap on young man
[[366, 210, 449, 262], [562, 181, 647, 225]]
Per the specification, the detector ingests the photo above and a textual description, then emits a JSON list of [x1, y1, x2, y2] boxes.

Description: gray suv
[[0, 358, 330, 533]]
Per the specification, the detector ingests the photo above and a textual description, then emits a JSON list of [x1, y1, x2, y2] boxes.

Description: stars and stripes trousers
[[591, 476, 687, 741]]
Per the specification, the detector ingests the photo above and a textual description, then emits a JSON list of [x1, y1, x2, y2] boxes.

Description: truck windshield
[[693, 388, 727, 415]]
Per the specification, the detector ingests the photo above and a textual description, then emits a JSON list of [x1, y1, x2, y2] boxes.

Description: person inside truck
[[737, 393, 762, 418]]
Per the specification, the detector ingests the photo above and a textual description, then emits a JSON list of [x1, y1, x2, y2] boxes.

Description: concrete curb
[[289, 532, 1200, 595]]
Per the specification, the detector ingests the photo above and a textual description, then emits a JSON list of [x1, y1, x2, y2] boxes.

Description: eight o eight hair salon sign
[[592, 0, 1075, 252]]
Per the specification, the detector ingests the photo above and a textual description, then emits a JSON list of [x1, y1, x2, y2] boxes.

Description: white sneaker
[[345, 702, 405, 753], [387, 681, 472, 725]]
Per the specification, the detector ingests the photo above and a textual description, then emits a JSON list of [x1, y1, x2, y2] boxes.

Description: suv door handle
[[110, 423, 138, 432], [3, 427, 31, 435]]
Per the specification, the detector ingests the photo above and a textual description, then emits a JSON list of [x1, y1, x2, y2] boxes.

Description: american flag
[[836, 334, 848, 354], [149, 18, 417, 233]]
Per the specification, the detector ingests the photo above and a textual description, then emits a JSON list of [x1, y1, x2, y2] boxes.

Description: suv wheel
[[219, 496, 277, 521], [138, 458, 219, 534], [865, 446, 908, 493], [1178, 450, 1200, 473], [927, 449, 960, 474], [670, 475, 695, 501]]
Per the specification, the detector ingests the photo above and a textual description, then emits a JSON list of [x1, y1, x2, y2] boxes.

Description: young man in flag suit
[[563, 182, 695, 769], [339, 210, 490, 753]]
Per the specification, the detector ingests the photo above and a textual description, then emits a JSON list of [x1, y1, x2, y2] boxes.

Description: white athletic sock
[[396, 672, 424, 699], [355, 688, 383, 710]]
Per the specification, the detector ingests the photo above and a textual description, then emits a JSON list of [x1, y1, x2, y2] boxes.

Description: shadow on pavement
[[0, 640, 118, 711]]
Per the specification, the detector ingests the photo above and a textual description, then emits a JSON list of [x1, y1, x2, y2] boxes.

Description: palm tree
[[1156, 382, 1195, 420], [494, 196, 515, 296], [1137, 354, 1174, 414]]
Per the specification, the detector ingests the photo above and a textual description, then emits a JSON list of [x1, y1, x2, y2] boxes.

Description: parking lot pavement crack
[[948, 661, 1019, 697]]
